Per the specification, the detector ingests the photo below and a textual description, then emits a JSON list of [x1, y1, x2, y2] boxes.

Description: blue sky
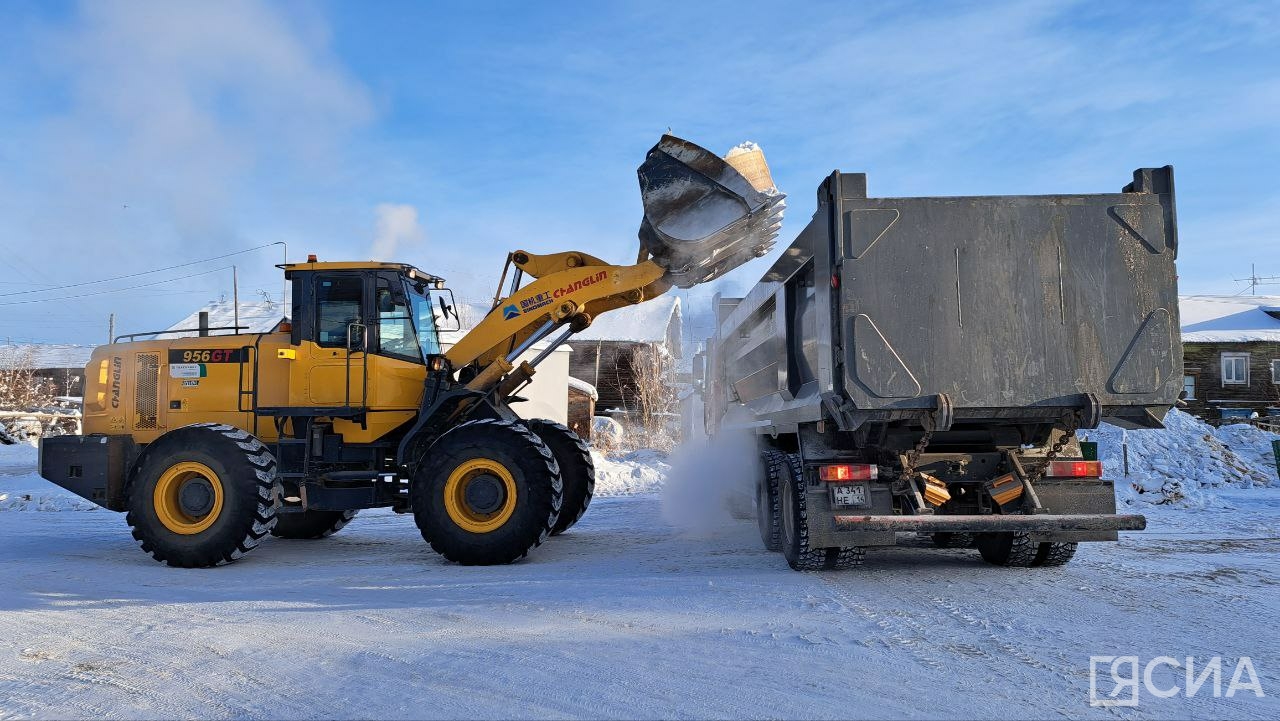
[[0, 0, 1277, 344]]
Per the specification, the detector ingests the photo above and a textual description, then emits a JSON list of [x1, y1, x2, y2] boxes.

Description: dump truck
[[697, 166, 1180, 570], [37, 134, 785, 567]]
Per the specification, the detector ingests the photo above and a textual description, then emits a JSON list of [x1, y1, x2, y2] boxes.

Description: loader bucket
[[638, 135, 786, 288]]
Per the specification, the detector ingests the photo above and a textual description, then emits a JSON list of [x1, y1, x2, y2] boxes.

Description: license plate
[[830, 483, 868, 507]]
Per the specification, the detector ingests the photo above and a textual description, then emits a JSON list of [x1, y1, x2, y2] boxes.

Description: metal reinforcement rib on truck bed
[[832, 513, 1148, 533]]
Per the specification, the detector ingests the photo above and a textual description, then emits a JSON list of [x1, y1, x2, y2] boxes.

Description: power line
[[0, 266, 231, 306], [0, 241, 282, 298]]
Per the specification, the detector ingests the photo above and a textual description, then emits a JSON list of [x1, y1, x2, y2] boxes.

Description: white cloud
[[370, 203, 425, 261], [41, 0, 373, 238], [0, 0, 375, 341]]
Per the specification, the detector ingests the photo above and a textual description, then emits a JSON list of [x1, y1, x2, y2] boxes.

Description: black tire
[[778, 454, 861, 571], [932, 532, 976, 549], [1034, 541, 1079, 567], [271, 510, 358, 539], [830, 546, 867, 570], [411, 418, 562, 565], [977, 531, 1041, 567], [125, 423, 278, 568], [757, 451, 784, 551], [526, 419, 593, 535]]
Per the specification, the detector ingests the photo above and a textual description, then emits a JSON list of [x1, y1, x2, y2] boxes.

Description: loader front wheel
[[411, 419, 562, 565], [271, 510, 358, 539], [126, 423, 277, 568], [526, 419, 594, 535]]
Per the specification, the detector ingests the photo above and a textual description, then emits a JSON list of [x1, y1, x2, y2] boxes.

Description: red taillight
[[818, 464, 877, 482], [1046, 460, 1103, 478]]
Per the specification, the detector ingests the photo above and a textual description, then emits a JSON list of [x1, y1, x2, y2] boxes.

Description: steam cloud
[[370, 203, 426, 261]]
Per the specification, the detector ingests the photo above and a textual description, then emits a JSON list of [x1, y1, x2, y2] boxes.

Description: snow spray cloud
[[661, 408, 762, 534], [369, 203, 426, 261]]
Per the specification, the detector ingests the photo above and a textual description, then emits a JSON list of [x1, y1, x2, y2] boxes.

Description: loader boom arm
[[443, 250, 670, 371]]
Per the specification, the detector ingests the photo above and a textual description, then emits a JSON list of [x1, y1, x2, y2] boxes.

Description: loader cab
[[279, 261, 453, 442], [284, 260, 450, 365]]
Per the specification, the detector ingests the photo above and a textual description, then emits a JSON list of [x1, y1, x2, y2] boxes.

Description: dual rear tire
[[977, 532, 1078, 567], [768, 451, 864, 571]]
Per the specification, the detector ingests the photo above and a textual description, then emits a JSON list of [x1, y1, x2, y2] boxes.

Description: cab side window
[[315, 275, 364, 348], [375, 279, 421, 361]]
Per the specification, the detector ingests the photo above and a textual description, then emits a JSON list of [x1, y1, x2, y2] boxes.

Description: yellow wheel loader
[[37, 135, 785, 567]]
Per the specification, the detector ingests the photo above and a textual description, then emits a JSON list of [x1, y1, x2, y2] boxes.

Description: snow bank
[[1083, 409, 1278, 508], [590, 449, 669, 497]]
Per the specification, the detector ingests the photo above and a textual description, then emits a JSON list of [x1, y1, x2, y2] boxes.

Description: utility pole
[[232, 265, 240, 333], [275, 241, 288, 307], [107, 313, 115, 344]]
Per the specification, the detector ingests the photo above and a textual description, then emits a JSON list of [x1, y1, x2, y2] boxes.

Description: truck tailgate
[[838, 168, 1179, 420]]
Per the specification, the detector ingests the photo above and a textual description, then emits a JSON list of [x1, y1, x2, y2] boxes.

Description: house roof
[[1179, 295, 1280, 343], [567, 375, 598, 401], [0, 343, 96, 370], [571, 296, 682, 344], [163, 300, 289, 338]]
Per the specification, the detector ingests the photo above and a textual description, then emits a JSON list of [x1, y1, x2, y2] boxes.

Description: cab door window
[[375, 278, 421, 362], [315, 275, 364, 348]]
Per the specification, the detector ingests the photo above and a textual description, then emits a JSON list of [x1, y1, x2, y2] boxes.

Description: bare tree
[[627, 344, 678, 452], [0, 347, 57, 411]]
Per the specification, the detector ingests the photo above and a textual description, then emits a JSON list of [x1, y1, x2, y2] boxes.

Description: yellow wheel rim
[[153, 461, 224, 535], [442, 457, 517, 533]]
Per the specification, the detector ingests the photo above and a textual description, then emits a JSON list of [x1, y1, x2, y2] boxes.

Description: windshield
[[405, 281, 443, 358]]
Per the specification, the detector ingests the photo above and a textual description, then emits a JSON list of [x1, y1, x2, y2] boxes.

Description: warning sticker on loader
[[169, 363, 206, 379]]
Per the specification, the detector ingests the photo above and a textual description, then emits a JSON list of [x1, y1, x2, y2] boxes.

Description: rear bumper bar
[[832, 513, 1146, 533]]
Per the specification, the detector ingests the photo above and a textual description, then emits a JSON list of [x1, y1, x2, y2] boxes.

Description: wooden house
[[566, 296, 682, 416], [1179, 295, 1280, 420]]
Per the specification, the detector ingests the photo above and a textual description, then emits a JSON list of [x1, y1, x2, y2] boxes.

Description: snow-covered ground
[[1, 416, 1278, 719]]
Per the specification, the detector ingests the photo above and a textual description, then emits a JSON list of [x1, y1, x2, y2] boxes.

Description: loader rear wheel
[[977, 531, 1041, 567], [271, 510, 358, 539], [526, 419, 594, 535], [757, 451, 784, 551], [126, 423, 277, 568], [411, 418, 562, 565]]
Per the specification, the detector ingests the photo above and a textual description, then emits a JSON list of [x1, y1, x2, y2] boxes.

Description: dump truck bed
[[712, 167, 1180, 432]]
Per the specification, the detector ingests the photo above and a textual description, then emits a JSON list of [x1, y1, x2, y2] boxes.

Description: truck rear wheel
[[125, 423, 278, 568], [411, 418, 562, 565], [271, 510, 358, 539], [932, 532, 976, 549], [757, 451, 784, 551], [1034, 541, 1078, 567], [977, 531, 1041, 567], [779, 454, 861, 570], [525, 419, 593, 535]]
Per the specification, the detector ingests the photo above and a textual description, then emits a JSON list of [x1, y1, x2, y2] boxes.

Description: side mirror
[[429, 288, 462, 332]]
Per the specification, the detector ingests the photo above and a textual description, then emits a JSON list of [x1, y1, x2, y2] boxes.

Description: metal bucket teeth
[[637, 134, 786, 289]]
